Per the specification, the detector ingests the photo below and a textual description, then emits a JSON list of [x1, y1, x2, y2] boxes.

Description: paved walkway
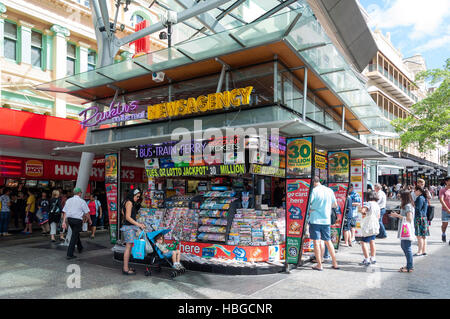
[[0, 199, 448, 299]]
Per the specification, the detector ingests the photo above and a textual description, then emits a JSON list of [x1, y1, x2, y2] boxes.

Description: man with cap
[[439, 176, 450, 244], [62, 187, 92, 259]]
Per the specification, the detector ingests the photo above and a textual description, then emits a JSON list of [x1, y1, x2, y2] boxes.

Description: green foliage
[[391, 59, 450, 153]]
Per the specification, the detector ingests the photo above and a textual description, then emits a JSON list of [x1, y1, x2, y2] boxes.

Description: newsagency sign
[[78, 87, 254, 128]]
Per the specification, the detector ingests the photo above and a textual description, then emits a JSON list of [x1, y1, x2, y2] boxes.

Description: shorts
[[343, 217, 356, 231], [163, 251, 173, 258], [442, 210, 450, 222], [309, 223, 331, 241], [120, 225, 139, 244], [90, 215, 97, 227], [362, 235, 376, 243]]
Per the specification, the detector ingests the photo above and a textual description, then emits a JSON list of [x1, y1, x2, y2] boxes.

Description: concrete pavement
[[0, 199, 448, 299]]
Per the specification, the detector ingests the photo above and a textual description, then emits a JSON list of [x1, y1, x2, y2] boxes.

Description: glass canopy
[[35, 0, 395, 136]]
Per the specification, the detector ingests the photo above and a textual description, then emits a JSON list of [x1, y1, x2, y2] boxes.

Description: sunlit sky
[[358, 0, 450, 71]]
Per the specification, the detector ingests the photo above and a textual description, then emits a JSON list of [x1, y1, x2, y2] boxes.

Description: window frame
[[66, 41, 77, 76], [30, 29, 43, 69], [3, 20, 18, 62], [87, 49, 97, 71]]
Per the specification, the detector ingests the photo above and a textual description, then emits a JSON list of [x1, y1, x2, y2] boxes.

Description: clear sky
[[358, 0, 450, 71]]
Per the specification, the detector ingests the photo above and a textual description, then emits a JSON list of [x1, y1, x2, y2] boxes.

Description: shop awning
[[310, 130, 389, 159]]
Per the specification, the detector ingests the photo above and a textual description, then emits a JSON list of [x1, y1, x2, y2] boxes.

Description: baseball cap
[[73, 187, 82, 194]]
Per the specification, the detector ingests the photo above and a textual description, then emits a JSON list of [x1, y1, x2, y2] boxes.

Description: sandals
[[399, 267, 413, 273], [312, 266, 323, 271], [122, 269, 136, 275]]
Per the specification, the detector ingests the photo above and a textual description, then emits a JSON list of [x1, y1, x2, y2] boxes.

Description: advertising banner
[[146, 163, 246, 178], [351, 159, 364, 237], [329, 183, 349, 249], [163, 240, 284, 262], [106, 183, 118, 244], [328, 151, 350, 183], [286, 137, 312, 178], [286, 178, 311, 264], [105, 154, 118, 184]]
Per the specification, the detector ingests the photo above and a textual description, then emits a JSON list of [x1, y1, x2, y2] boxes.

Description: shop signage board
[[286, 178, 311, 264], [146, 163, 246, 177], [351, 159, 364, 237], [105, 153, 119, 244], [249, 164, 285, 177], [328, 151, 350, 183], [286, 137, 312, 177]]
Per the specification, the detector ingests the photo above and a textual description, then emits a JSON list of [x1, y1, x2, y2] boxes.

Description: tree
[[391, 59, 450, 154]]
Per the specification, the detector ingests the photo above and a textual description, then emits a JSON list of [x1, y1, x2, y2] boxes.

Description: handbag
[[144, 232, 153, 255], [131, 231, 146, 260], [426, 206, 434, 222], [400, 217, 414, 241], [331, 207, 338, 225]]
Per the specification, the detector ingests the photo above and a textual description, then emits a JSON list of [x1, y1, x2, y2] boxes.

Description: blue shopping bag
[[131, 231, 146, 260]]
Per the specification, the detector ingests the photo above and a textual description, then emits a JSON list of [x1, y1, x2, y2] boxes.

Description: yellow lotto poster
[[328, 151, 350, 182], [315, 154, 327, 170], [286, 137, 312, 177]]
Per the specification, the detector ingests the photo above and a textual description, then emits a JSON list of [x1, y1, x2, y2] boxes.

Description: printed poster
[[328, 151, 350, 183], [351, 159, 364, 237], [286, 137, 312, 178], [105, 154, 118, 184], [106, 183, 118, 244], [286, 178, 311, 264], [329, 183, 349, 249]]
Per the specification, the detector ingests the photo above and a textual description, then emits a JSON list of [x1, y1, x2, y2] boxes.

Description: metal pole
[[341, 106, 346, 131], [302, 67, 308, 121], [217, 65, 226, 93], [274, 56, 278, 103]]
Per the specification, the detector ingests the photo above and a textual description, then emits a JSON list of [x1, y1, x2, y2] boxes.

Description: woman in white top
[[359, 191, 380, 266]]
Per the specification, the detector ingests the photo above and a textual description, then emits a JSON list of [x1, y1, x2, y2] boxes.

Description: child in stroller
[[155, 233, 185, 270]]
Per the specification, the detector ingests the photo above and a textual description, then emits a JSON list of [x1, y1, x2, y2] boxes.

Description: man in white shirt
[[62, 187, 91, 259], [374, 184, 387, 239]]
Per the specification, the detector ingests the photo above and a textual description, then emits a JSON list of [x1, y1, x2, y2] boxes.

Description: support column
[[18, 21, 34, 65], [51, 25, 70, 118]]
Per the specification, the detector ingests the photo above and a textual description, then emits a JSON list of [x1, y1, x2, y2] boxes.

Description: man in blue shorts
[[308, 176, 339, 271]]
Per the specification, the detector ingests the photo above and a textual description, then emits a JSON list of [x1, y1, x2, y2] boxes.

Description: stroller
[[142, 226, 186, 279]]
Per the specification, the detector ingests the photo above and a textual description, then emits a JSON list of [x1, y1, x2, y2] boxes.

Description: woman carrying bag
[[413, 186, 429, 256], [120, 189, 146, 275], [359, 191, 380, 266], [391, 190, 415, 273]]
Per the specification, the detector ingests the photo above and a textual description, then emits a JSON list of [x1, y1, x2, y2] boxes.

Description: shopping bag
[[144, 233, 153, 255], [35, 208, 43, 220], [82, 222, 88, 232], [131, 231, 146, 260], [400, 217, 414, 241]]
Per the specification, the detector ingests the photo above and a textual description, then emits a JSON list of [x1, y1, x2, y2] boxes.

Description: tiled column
[[51, 24, 70, 118]]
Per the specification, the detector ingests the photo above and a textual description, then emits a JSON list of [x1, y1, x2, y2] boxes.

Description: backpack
[[49, 199, 61, 214]]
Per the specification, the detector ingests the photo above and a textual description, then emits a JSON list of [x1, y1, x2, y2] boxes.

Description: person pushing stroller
[[155, 233, 185, 270]]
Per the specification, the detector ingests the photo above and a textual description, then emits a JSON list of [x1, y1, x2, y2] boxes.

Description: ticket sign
[[329, 183, 349, 249], [286, 178, 311, 265], [146, 164, 246, 178], [328, 151, 350, 182], [286, 137, 312, 177]]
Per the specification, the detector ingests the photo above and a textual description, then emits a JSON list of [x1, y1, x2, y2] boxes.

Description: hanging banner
[[351, 159, 364, 237], [328, 151, 350, 183], [328, 183, 349, 249], [285, 178, 311, 264], [105, 153, 118, 244], [286, 137, 312, 178]]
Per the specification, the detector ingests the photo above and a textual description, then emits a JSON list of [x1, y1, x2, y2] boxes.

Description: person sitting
[[155, 233, 184, 270]]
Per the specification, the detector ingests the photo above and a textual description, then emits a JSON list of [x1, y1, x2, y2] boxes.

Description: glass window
[[88, 50, 96, 71], [67, 43, 76, 76], [31, 31, 42, 68], [76, 0, 90, 7], [4, 21, 17, 61]]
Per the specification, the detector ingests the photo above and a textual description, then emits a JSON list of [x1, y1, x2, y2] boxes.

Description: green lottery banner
[[285, 178, 311, 264], [328, 150, 350, 183], [286, 137, 312, 178]]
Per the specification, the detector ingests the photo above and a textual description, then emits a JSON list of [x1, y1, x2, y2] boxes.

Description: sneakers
[[359, 260, 371, 266], [370, 258, 376, 265]]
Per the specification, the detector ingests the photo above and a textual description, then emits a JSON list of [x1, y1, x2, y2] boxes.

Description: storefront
[[37, 7, 391, 274]]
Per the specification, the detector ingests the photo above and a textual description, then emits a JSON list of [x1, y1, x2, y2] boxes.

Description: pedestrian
[[390, 190, 415, 273], [414, 186, 429, 256], [22, 189, 36, 234], [49, 190, 64, 242], [359, 191, 380, 266], [0, 188, 12, 236], [86, 194, 102, 239], [120, 189, 145, 275], [61, 187, 92, 260], [307, 177, 339, 271], [10, 193, 19, 229], [342, 184, 361, 247], [439, 176, 450, 244], [16, 191, 27, 229], [37, 191, 50, 235], [374, 184, 387, 239]]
